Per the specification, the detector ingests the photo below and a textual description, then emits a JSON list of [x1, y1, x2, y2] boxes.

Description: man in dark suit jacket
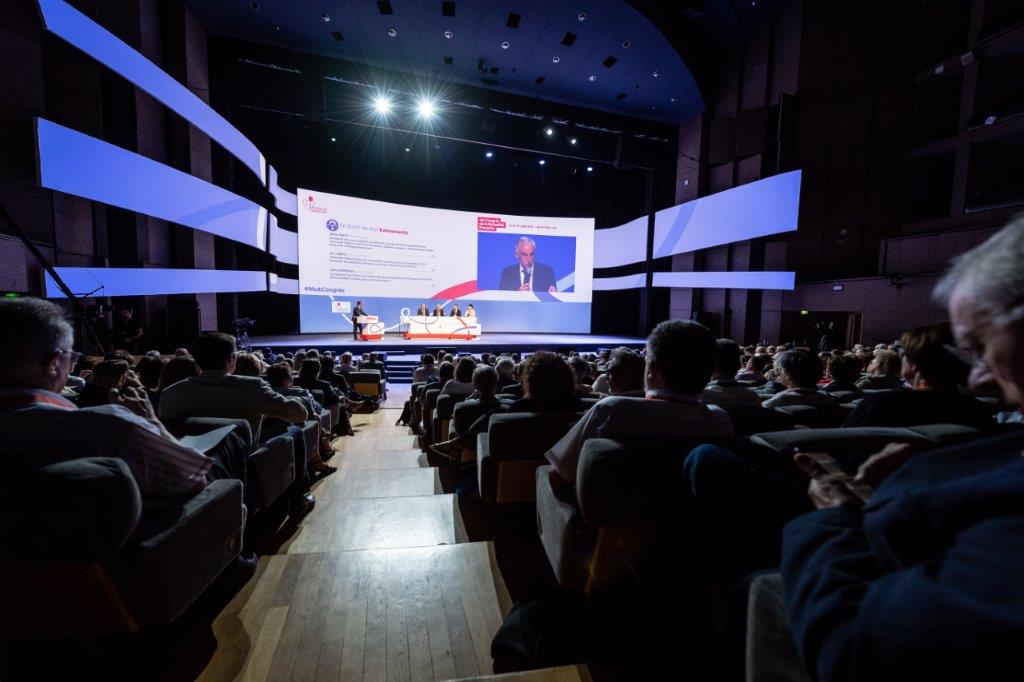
[[431, 303, 444, 316], [352, 301, 366, 340], [416, 304, 429, 316], [497, 236, 558, 292], [449, 303, 461, 316]]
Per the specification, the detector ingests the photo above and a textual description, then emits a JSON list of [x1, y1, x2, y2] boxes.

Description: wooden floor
[[198, 387, 513, 681]]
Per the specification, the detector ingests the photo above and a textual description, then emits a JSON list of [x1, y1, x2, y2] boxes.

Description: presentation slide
[[297, 190, 594, 333]]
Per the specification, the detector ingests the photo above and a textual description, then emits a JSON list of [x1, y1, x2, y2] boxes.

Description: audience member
[[159, 332, 307, 444], [495, 356, 518, 392], [431, 365, 511, 458], [0, 298, 231, 500], [413, 354, 438, 383], [441, 357, 477, 397], [818, 353, 863, 400], [158, 356, 201, 392], [779, 214, 1024, 681], [336, 352, 355, 375], [856, 349, 904, 390], [735, 353, 771, 385], [761, 351, 838, 409], [134, 354, 167, 392], [76, 359, 132, 408], [545, 320, 734, 486], [843, 321, 994, 428], [703, 339, 761, 409], [592, 347, 645, 397]]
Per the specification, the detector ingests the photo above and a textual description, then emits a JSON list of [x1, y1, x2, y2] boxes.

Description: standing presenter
[[498, 236, 558, 292], [352, 300, 366, 340]]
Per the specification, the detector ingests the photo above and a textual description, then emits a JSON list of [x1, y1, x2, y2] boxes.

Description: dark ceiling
[[186, 0, 785, 124]]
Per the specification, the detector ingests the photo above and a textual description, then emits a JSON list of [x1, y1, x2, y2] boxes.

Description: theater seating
[[536, 424, 982, 591], [536, 436, 734, 591], [721, 406, 795, 436], [0, 458, 242, 637], [349, 370, 385, 400], [772, 404, 853, 429], [172, 417, 295, 514], [476, 412, 583, 503], [420, 388, 441, 447], [433, 393, 467, 443]]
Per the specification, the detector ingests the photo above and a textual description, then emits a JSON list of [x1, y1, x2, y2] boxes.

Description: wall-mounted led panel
[[44, 267, 267, 298]]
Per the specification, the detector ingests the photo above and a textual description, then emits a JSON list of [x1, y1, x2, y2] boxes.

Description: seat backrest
[[751, 424, 979, 471], [723, 406, 795, 436], [0, 457, 141, 563], [487, 412, 582, 461], [576, 436, 737, 527], [435, 393, 467, 420], [773, 404, 851, 428], [424, 388, 441, 414]]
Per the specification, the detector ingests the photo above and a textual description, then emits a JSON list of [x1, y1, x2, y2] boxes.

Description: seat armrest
[[112, 480, 243, 624]]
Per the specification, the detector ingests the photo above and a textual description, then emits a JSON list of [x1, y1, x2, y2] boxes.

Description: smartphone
[[796, 450, 874, 502]]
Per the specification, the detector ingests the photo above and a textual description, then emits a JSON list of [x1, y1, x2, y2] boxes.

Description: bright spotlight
[[586, 165, 593, 172], [485, 151, 494, 158], [545, 127, 554, 136], [569, 137, 577, 145], [417, 99, 436, 119], [538, 159, 546, 166], [330, 137, 336, 142], [373, 96, 391, 115]]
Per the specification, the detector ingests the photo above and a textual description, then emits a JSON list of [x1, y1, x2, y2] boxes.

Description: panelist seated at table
[[449, 304, 461, 317], [416, 303, 429, 316], [465, 304, 476, 318], [432, 304, 444, 317]]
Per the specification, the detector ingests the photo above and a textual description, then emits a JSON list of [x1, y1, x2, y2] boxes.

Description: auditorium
[[2, 0, 1023, 679]]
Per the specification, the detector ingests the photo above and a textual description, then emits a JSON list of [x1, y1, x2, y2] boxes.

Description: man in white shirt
[[0, 298, 215, 500], [703, 339, 762, 409], [545, 320, 734, 486], [412, 353, 439, 383]]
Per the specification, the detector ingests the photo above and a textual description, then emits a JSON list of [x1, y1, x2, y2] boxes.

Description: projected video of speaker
[[297, 190, 594, 334]]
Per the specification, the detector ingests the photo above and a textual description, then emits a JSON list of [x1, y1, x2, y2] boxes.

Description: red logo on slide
[[477, 216, 506, 232], [302, 194, 328, 214]]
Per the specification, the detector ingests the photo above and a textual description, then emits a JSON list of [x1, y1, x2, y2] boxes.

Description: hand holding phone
[[794, 450, 874, 507]]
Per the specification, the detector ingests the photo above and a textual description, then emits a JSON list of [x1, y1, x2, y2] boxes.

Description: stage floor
[[249, 332, 645, 354]]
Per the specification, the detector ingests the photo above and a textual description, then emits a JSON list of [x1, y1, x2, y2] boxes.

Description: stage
[[249, 332, 645, 355]]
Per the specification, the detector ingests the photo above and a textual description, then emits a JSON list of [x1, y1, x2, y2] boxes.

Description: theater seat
[[349, 370, 385, 399], [772, 404, 853, 428], [751, 423, 982, 472], [536, 435, 737, 591], [433, 393, 467, 443], [420, 388, 441, 448], [722, 405, 795, 435], [0, 457, 242, 637], [477, 412, 582, 503], [176, 417, 295, 514]]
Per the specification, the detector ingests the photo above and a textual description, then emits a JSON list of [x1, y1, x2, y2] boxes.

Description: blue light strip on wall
[[37, 118, 268, 250], [36, 0, 267, 185], [269, 214, 298, 265], [594, 171, 802, 269], [593, 271, 796, 291], [44, 267, 267, 298]]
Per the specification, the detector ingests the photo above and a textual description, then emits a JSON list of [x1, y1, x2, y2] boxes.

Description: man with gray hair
[[0, 297, 221, 499], [779, 216, 1024, 680], [498, 235, 558, 292]]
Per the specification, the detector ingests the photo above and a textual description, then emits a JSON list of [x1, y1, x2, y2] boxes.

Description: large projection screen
[[297, 190, 595, 333]]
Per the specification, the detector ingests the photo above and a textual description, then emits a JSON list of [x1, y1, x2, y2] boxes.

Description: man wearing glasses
[[0, 297, 227, 500]]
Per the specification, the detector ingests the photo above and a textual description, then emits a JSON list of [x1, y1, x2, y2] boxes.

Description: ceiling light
[[538, 159, 546, 166], [569, 137, 577, 145], [417, 99, 436, 118], [552, 56, 560, 63], [404, 147, 411, 152], [670, 97, 678, 103], [586, 166, 593, 172], [321, 13, 330, 22], [330, 137, 336, 142], [984, 115, 997, 125], [578, 11, 587, 21], [652, 70, 660, 78], [622, 40, 630, 48], [373, 96, 391, 114], [444, 30, 453, 39], [485, 151, 494, 158], [387, 27, 397, 37], [588, 75, 597, 82], [500, 41, 510, 49], [545, 127, 554, 136]]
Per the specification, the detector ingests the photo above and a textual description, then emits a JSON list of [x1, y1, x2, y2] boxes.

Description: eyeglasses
[[54, 348, 83, 365]]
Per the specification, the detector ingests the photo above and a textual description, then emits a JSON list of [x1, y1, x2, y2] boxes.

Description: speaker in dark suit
[[497, 235, 560, 292], [352, 301, 366, 340]]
